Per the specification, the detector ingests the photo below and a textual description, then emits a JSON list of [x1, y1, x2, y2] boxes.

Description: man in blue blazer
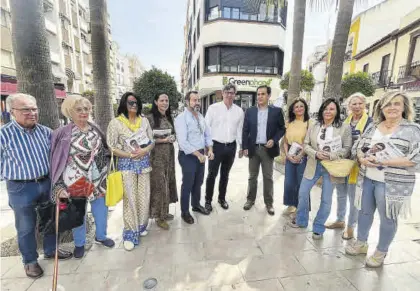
[[242, 85, 285, 215]]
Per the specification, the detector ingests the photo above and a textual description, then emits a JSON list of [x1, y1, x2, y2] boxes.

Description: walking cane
[[52, 199, 60, 291]]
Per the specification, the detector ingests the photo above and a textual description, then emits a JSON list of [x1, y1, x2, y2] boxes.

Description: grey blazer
[[303, 121, 353, 182]]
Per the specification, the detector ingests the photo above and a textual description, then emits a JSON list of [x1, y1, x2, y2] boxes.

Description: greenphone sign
[[223, 77, 272, 87]]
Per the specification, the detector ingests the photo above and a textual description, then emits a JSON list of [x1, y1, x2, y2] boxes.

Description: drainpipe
[[390, 31, 399, 86]]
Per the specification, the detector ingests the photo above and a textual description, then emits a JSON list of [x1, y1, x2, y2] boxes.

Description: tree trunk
[[89, 0, 113, 131], [10, 0, 60, 129], [324, 0, 355, 101], [287, 0, 306, 106]]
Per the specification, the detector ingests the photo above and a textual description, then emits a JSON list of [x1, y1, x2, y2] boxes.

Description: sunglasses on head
[[320, 128, 326, 140], [127, 100, 137, 107]]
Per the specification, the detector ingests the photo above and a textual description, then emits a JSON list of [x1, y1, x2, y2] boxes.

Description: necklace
[[383, 120, 401, 129]]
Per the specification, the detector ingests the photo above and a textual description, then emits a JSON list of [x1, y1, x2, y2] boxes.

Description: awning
[[1, 81, 67, 99]]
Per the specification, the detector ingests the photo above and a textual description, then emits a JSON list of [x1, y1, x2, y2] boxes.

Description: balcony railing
[[398, 61, 420, 80], [206, 5, 287, 27], [371, 70, 390, 87], [206, 65, 278, 75]]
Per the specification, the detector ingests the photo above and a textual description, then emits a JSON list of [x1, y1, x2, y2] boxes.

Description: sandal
[[157, 219, 170, 230], [342, 227, 354, 240]]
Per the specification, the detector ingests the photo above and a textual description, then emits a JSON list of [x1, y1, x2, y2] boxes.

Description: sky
[[108, 0, 386, 87]]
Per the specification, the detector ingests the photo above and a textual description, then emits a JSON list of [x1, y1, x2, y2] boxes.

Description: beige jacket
[[303, 121, 352, 183]]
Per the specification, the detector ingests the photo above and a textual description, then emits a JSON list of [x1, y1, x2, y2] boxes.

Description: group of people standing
[[282, 91, 420, 268], [1, 84, 419, 279]]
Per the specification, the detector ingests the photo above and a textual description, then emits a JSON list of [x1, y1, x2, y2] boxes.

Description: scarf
[[117, 114, 142, 132], [344, 112, 369, 184]]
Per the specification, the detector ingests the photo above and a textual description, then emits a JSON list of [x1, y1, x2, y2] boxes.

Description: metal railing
[[398, 61, 420, 79], [371, 70, 390, 87]]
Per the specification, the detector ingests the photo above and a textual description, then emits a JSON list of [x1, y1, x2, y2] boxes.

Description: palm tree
[[287, 0, 307, 106], [89, 0, 113, 131], [324, 0, 356, 100], [9, 0, 60, 129]]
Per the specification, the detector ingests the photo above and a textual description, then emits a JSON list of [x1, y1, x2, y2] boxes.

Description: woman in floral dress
[[147, 93, 178, 230], [107, 92, 154, 251]]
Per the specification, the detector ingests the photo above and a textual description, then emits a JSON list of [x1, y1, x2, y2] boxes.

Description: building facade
[[181, 0, 288, 115], [306, 44, 328, 115], [339, 0, 420, 122]]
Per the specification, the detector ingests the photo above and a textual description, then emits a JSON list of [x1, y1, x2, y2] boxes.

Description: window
[[196, 57, 200, 80], [1, 8, 9, 28], [1, 49, 13, 67], [204, 45, 283, 75], [208, 6, 218, 20], [223, 7, 231, 18], [240, 12, 249, 20], [363, 63, 369, 73], [232, 8, 239, 19]]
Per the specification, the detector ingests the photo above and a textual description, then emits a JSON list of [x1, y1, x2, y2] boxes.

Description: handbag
[[36, 197, 87, 235], [320, 159, 355, 178], [105, 151, 123, 207]]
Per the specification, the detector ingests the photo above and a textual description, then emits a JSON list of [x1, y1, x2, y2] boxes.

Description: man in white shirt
[[204, 84, 244, 211]]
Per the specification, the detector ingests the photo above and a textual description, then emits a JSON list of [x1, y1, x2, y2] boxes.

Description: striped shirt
[[0, 120, 52, 180]]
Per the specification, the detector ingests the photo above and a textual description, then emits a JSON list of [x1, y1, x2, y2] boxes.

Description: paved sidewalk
[[1, 153, 420, 291]]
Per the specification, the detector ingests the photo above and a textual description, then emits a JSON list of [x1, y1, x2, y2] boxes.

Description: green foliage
[[341, 72, 375, 99], [82, 90, 95, 105], [142, 103, 152, 116], [280, 70, 315, 92], [133, 67, 181, 110], [112, 103, 118, 117]]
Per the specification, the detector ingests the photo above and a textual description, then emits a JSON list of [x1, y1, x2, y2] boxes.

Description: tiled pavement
[[2, 151, 420, 291]]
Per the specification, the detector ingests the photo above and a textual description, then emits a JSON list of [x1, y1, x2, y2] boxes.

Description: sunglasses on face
[[127, 101, 138, 107], [75, 107, 90, 114]]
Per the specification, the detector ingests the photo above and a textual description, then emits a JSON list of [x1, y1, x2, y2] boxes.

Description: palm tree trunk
[[10, 0, 60, 129], [324, 0, 355, 101], [287, 0, 306, 106], [89, 0, 113, 131]]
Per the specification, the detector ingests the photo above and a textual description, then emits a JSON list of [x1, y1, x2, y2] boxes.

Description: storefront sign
[[223, 76, 273, 87]]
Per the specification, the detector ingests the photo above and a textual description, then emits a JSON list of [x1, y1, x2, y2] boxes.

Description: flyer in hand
[[152, 129, 172, 138], [288, 142, 303, 156], [320, 136, 342, 153], [368, 141, 404, 162], [126, 131, 151, 151]]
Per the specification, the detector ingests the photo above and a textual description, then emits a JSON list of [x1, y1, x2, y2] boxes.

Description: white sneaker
[[312, 232, 323, 240], [146, 219, 151, 231], [123, 241, 135, 251], [366, 250, 386, 267], [140, 230, 148, 237], [345, 240, 368, 256]]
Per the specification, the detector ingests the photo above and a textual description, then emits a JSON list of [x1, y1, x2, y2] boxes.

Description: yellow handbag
[[320, 159, 355, 178], [105, 152, 123, 207]]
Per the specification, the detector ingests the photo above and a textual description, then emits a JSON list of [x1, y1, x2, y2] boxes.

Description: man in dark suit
[[242, 85, 285, 215]]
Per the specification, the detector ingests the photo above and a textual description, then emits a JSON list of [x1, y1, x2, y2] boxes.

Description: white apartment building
[[181, 0, 288, 114], [306, 44, 328, 115]]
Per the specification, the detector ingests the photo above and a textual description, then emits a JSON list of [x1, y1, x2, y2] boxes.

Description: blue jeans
[[6, 179, 56, 265], [178, 150, 205, 214], [336, 182, 358, 227], [357, 177, 397, 253], [72, 196, 108, 247], [296, 161, 334, 234], [283, 157, 307, 207]]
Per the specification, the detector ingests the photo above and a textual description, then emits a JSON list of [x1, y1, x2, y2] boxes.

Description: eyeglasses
[[320, 128, 326, 140], [75, 107, 90, 113], [127, 101, 138, 107], [12, 108, 38, 115], [194, 116, 203, 134], [224, 91, 236, 96]]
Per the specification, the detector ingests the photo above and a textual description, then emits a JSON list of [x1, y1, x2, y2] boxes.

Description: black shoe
[[218, 199, 229, 210], [165, 213, 175, 221], [205, 201, 213, 212], [24, 262, 44, 279], [44, 249, 73, 260], [95, 238, 115, 248], [266, 205, 275, 216], [243, 201, 254, 211], [73, 246, 85, 259], [181, 212, 195, 224], [192, 205, 210, 215]]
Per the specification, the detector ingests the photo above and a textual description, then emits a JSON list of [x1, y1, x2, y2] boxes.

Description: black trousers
[[205, 141, 236, 202]]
